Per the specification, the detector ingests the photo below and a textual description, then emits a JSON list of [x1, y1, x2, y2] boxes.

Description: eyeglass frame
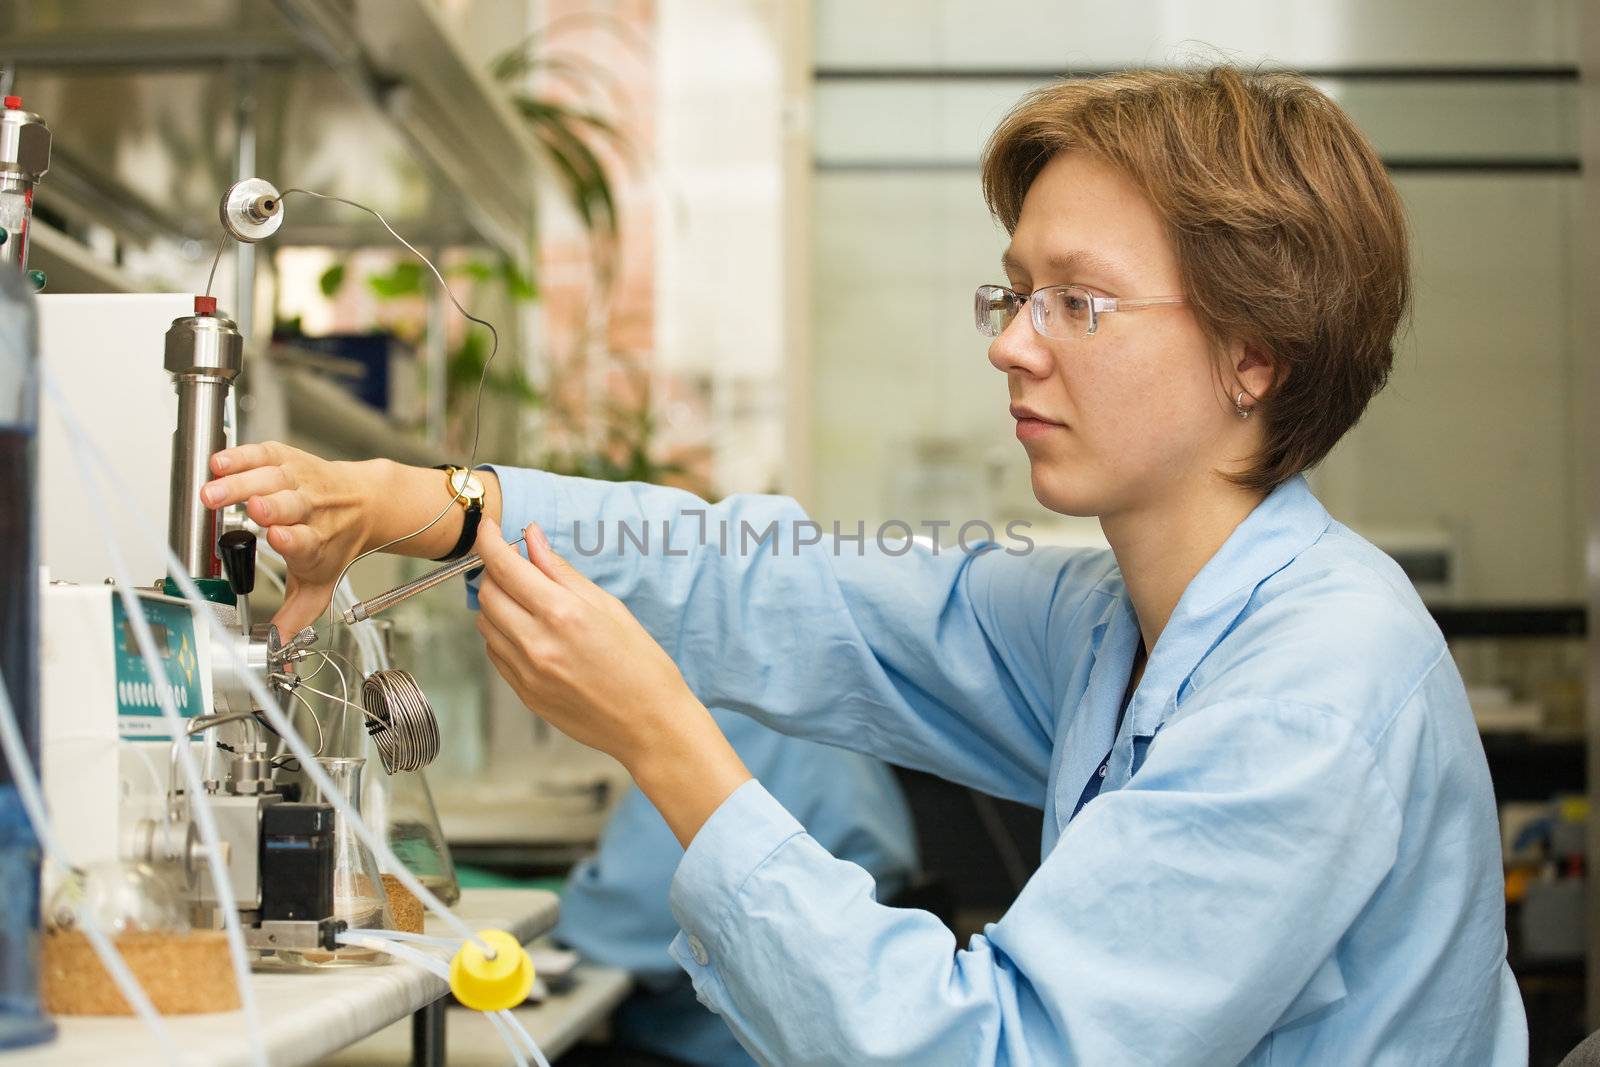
[[975, 283, 1187, 340]]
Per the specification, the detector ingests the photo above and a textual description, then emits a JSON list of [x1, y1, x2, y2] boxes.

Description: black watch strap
[[432, 464, 484, 562]]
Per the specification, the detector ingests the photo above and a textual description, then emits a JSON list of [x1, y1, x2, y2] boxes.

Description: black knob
[[219, 530, 257, 596]]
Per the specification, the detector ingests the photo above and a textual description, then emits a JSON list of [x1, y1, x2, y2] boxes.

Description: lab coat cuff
[[668, 779, 804, 962], [465, 463, 564, 608]]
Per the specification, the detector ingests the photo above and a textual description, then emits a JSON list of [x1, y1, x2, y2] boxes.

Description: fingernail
[[202, 485, 220, 505], [528, 524, 549, 551], [214, 454, 231, 472], [257, 499, 272, 520]]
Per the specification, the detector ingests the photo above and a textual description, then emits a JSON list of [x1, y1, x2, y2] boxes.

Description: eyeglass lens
[[975, 285, 1093, 340]]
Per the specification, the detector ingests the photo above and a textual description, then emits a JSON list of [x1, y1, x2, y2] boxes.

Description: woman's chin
[[1030, 465, 1102, 518]]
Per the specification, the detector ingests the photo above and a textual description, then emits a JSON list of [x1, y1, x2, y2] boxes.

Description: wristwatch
[[432, 464, 486, 562]]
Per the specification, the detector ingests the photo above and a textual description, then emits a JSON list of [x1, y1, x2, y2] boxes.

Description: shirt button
[[1098, 764, 1108, 778], [687, 935, 709, 966]]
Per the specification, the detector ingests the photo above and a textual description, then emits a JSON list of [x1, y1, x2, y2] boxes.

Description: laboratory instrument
[[38, 178, 450, 967]]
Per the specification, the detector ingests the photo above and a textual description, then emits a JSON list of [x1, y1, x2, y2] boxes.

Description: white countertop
[[2, 888, 560, 1067], [318, 962, 634, 1066]]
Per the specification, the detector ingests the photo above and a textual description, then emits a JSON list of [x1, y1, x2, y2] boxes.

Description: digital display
[[123, 621, 170, 656]]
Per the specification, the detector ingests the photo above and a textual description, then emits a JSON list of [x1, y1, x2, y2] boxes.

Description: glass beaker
[[279, 757, 393, 968]]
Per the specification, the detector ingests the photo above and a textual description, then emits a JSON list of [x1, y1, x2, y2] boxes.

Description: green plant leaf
[[448, 260, 497, 284], [366, 261, 426, 299], [318, 263, 347, 297], [499, 258, 538, 302]]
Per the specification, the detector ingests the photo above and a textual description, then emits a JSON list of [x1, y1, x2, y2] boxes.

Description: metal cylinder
[[165, 308, 243, 581], [0, 97, 51, 273]]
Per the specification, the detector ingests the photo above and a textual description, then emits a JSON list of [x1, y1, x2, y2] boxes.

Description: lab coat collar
[[1126, 474, 1332, 734]]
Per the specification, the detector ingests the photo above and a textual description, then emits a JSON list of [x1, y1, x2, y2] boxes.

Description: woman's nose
[[987, 313, 1054, 378]]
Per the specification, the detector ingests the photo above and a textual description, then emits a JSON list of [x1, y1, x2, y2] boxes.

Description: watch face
[[450, 469, 485, 500]]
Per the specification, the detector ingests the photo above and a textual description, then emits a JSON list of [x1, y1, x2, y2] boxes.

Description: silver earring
[[1235, 391, 1252, 419]]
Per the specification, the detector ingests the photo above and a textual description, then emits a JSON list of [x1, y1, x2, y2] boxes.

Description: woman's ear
[[1234, 342, 1279, 404]]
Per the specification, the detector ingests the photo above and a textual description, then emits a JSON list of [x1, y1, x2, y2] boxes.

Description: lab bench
[[0, 888, 558, 1067]]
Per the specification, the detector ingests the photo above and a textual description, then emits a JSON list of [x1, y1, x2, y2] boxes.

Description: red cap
[[194, 295, 218, 315], [3, 97, 20, 110]]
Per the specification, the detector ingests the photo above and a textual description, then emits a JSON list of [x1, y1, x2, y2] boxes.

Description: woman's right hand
[[202, 441, 380, 634]]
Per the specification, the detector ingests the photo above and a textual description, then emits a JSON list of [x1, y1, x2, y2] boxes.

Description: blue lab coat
[[554, 710, 917, 1066], [489, 466, 1527, 1066]]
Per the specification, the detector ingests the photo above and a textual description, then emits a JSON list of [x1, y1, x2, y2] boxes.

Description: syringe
[[340, 534, 526, 625]]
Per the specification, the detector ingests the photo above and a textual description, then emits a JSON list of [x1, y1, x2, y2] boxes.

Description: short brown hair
[[981, 66, 1409, 493]]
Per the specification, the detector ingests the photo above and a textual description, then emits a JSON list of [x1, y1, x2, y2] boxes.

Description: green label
[[111, 594, 205, 739]]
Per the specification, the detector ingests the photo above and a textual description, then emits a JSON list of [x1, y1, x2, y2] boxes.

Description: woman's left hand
[[474, 520, 751, 844]]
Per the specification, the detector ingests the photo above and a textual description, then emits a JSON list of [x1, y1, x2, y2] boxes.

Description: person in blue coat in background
[[554, 708, 918, 1067]]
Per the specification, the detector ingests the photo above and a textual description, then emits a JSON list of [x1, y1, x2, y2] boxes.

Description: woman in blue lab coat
[[207, 67, 1527, 1064]]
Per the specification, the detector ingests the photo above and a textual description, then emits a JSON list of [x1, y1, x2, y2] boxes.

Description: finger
[[201, 465, 296, 510], [524, 523, 598, 596], [264, 523, 321, 564], [273, 581, 333, 635], [210, 440, 292, 477], [477, 611, 516, 662], [247, 489, 310, 527], [475, 519, 563, 613], [476, 576, 541, 638]]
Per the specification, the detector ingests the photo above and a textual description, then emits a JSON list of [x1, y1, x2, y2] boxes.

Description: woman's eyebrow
[[1001, 248, 1125, 284]]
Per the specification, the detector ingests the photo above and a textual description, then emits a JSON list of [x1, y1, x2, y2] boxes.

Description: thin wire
[[287, 689, 327, 758], [277, 187, 502, 629], [323, 650, 351, 710], [315, 645, 367, 684], [312, 647, 361, 748], [361, 670, 440, 773], [202, 234, 228, 300], [290, 679, 376, 725]]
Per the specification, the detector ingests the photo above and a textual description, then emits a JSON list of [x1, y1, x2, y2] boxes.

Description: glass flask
[[277, 757, 393, 967], [46, 862, 191, 936], [364, 766, 460, 907], [332, 615, 460, 906]]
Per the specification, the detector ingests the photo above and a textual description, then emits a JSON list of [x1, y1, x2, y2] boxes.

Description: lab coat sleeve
[[666, 697, 1404, 1066], [486, 465, 1112, 805]]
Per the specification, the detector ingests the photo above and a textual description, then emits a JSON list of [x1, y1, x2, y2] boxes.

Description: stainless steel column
[[165, 302, 244, 580], [0, 96, 50, 273]]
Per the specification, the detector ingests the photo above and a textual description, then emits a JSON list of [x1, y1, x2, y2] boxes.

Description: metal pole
[[230, 61, 259, 443], [1580, 1, 1600, 1031], [426, 245, 448, 449], [410, 998, 446, 1067]]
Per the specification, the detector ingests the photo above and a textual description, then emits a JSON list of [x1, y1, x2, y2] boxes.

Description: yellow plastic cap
[[449, 930, 535, 1013]]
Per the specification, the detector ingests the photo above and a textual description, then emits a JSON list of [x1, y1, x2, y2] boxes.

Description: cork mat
[[41, 930, 241, 1015], [383, 874, 424, 934]]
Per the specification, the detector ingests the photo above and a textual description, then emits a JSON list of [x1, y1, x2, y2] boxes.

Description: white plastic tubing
[[335, 931, 550, 1067], [47, 371, 269, 1067]]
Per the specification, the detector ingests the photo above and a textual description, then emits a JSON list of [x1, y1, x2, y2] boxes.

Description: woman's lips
[[1015, 417, 1062, 441]]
